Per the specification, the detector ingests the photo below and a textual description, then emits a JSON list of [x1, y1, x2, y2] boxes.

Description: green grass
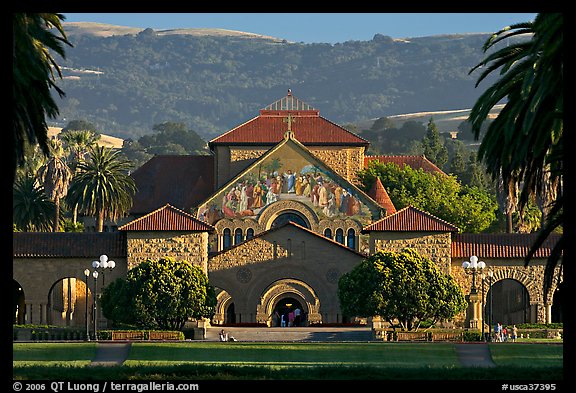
[[13, 342, 564, 381]]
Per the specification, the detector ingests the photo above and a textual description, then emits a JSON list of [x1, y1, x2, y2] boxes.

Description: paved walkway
[[90, 328, 496, 368], [90, 342, 131, 366], [454, 343, 496, 367]]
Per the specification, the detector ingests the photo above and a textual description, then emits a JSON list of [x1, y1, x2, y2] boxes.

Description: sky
[[62, 13, 538, 44]]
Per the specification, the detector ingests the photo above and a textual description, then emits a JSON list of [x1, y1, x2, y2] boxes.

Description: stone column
[[465, 292, 483, 330]]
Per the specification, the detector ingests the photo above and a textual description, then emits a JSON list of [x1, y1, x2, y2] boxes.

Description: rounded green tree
[[338, 248, 467, 331], [101, 257, 216, 330]]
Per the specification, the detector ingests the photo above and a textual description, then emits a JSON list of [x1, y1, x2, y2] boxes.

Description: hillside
[[48, 127, 124, 149], [356, 104, 504, 134], [51, 22, 517, 142]]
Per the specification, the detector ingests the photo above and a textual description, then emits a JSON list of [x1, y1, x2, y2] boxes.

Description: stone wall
[[125, 231, 209, 274], [370, 231, 452, 273], [208, 224, 364, 324]]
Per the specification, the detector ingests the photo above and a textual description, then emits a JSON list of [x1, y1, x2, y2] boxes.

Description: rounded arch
[[212, 288, 234, 325], [13, 280, 25, 324], [47, 277, 91, 328], [485, 278, 530, 326], [256, 278, 321, 326], [258, 200, 319, 231]]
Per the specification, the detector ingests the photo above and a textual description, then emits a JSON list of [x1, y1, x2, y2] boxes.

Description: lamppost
[[488, 270, 494, 341], [92, 270, 99, 340], [84, 269, 90, 341], [462, 256, 486, 332], [89, 254, 115, 340]]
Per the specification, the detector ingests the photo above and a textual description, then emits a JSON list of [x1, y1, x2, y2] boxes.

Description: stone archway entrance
[[272, 297, 305, 327], [486, 279, 530, 325], [256, 278, 321, 327]]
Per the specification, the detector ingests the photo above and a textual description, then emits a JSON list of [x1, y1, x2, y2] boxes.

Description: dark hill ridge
[[52, 22, 519, 141]]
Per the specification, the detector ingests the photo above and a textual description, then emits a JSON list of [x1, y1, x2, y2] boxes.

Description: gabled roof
[[452, 233, 562, 259], [13, 232, 126, 258], [209, 220, 367, 258], [129, 155, 214, 215], [362, 205, 459, 232], [209, 90, 369, 147], [119, 204, 215, 232], [368, 177, 396, 215], [364, 155, 446, 175]]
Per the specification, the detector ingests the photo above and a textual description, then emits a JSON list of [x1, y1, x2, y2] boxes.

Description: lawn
[[13, 341, 564, 381]]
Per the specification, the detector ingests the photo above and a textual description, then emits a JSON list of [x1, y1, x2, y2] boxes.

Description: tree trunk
[[53, 198, 60, 232]]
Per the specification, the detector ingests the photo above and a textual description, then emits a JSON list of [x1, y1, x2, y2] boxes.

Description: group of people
[[494, 322, 518, 342], [274, 307, 304, 327]]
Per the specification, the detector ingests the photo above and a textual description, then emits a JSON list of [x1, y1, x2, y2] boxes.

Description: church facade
[[13, 91, 562, 330]]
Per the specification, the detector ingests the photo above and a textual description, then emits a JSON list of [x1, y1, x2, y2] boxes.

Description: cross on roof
[[283, 114, 296, 132]]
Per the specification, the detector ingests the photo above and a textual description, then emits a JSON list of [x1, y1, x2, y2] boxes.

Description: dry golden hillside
[[48, 127, 124, 149]]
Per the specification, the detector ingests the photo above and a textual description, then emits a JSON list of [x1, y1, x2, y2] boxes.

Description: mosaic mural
[[197, 141, 373, 225]]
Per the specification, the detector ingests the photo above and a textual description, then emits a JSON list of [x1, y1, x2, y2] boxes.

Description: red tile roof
[[368, 177, 396, 215], [362, 205, 459, 232], [13, 232, 126, 258], [452, 233, 562, 259], [209, 92, 369, 147], [119, 204, 215, 232], [364, 155, 446, 175], [130, 155, 214, 215]]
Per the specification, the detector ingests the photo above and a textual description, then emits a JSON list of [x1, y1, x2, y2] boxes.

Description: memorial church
[[13, 90, 562, 330]]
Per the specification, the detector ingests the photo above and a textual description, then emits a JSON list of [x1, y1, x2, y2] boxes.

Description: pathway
[[90, 342, 131, 366], [454, 343, 496, 367]]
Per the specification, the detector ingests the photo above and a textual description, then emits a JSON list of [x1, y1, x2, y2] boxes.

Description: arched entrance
[[551, 282, 564, 323], [486, 279, 530, 325], [257, 278, 321, 327], [47, 277, 90, 327], [272, 297, 305, 327], [13, 280, 25, 324]]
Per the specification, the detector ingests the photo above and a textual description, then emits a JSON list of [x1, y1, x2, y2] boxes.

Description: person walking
[[511, 325, 518, 342]]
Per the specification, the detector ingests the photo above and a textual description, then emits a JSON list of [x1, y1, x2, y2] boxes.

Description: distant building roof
[[209, 90, 369, 147], [364, 155, 446, 175], [119, 204, 215, 232], [130, 155, 214, 215], [363, 205, 459, 232]]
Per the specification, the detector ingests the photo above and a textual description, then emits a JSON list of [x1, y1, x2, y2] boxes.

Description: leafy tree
[[468, 13, 563, 296], [357, 160, 498, 232], [338, 248, 467, 331], [101, 257, 217, 330], [13, 175, 55, 231], [66, 145, 137, 232], [137, 122, 208, 155], [421, 117, 448, 168], [61, 119, 99, 134], [13, 13, 72, 184]]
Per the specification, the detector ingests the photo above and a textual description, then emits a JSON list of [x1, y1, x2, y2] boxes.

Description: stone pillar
[[465, 292, 483, 330], [546, 303, 552, 324], [40, 303, 47, 325], [25, 303, 33, 324]]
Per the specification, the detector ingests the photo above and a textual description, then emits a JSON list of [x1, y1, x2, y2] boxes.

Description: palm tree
[[37, 139, 73, 232], [60, 129, 101, 223], [13, 13, 72, 184], [468, 13, 563, 298], [13, 175, 56, 231], [66, 145, 137, 232]]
